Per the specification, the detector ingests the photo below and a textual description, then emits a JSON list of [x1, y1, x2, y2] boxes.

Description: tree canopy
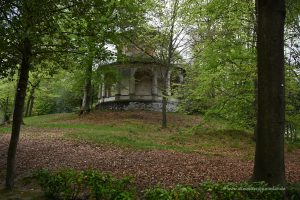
[[0, 0, 299, 190]]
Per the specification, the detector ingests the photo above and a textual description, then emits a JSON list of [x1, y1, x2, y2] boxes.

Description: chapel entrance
[[134, 69, 153, 96]]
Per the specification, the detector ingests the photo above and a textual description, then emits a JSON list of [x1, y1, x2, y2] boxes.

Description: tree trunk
[[91, 84, 94, 108], [6, 37, 31, 190], [162, 96, 167, 128], [1, 97, 10, 125], [24, 96, 31, 117], [252, 0, 286, 186], [162, 77, 168, 128], [28, 96, 34, 117], [25, 82, 38, 117], [80, 63, 93, 114]]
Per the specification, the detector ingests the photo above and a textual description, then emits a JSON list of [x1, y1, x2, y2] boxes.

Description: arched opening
[[134, 69, 153, 96]]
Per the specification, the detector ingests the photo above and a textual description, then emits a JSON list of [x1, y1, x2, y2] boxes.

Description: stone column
[[98, 83, 103, 103], [107, 86, 111, 97], [115, 69, 121, 100], [115, 81, 121, 100], [152, 70, 158, 100], [129, 68, 136, 99], [179, 74, 184, 83], [101, 82, 105, 102]]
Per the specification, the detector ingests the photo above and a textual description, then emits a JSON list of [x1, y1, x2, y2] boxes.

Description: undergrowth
[[34, 169, 135, 200], [34, 169, 300, 200]]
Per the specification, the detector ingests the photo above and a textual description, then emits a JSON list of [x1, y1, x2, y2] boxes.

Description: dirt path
[[1, 132, 299, 190]]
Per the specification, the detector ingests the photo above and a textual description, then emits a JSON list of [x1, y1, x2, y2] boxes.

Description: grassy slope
[[1, 111, 298, 155], [0, 111, 299, 199], [18, 112, 255, 157]]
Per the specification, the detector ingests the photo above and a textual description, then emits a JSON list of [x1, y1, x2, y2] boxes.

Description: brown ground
[[0, 111, 299, 191]]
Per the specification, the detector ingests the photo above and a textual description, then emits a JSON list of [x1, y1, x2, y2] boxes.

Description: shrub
[[82, 170, 135, 200], [143, 182, 290, 200], [34, 170, 299, 200], [144, 185, 200, 200], [199, 181, 285, 200], [34, 169, 135, 200], [34, 169, 88, 200], [144, 187, 172, 200], [286, 182, 300, 200]]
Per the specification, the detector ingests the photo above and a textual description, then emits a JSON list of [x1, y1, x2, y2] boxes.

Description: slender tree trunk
[[28, 96, 34, 117], [25, 96, 31, 117], [162, 93, 167, 129], [25, 96, 34, 117], [6, 37, 31, 190], [80, 63, 93, 114], [252, 0, 286, 186], [162, 97, 167, 128], [161, 69, 169, 128], [1, 97, 10, 125], [3, 97, 10, 125], [91, 84, 94, 108], [25, 81, 39, 117]]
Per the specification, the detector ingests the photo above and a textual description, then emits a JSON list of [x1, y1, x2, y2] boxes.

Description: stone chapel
[[96, 44, 184, 111]]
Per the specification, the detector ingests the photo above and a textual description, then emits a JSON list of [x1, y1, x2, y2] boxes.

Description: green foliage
[[34, 169, 135, 200], [199, 181, 285, 200], [23, 112, 257, 155], [144, 182, 295, 200], [180, 0, 300, 133], [32, 70, 83, 115], [0, 77, 16, 122], [34, 169, 84, 200], [16, 168, 300, 200], [0, 0, 77, 78], [83, 170, 134, 200], [0, 69, 88, 118], [144, 185, 200, 200], [286, 182, 300, 200], [285, 65, 300, 140], [180, 0, 256, 128], [144, 182, 290, 200], [1, 0, 147, 117], [144, 188, 172, 200]]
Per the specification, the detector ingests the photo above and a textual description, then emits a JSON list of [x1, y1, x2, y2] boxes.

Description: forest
[[0, 0, 300, 199]]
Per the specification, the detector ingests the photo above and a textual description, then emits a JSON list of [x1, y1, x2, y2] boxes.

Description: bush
[[144, 185, 201, 200], [83, 170, 135, 200], [199, 181, 285, 200], [34, 169, 135, 200], [145, 182, 291, 200], [286, 182, 300, 200], [34, 169, 88, 200], [34, 170, 299, 200]]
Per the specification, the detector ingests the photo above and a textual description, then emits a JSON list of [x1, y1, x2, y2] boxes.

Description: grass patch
[[1, 111, 298, 157], [22, 112, 257, 157], [0, 173, 46, 200], [65, 122, 195, 152], [24, 113, 77, 125], [287, 141, 300, 152], [0, 126, 11, 134], [183, 123, 254, 150], [0, 188, 46, 200], [24, 113, 200, 152]]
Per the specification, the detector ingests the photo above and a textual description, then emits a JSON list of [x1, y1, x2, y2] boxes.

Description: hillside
[[0, 111, 299, 199]]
